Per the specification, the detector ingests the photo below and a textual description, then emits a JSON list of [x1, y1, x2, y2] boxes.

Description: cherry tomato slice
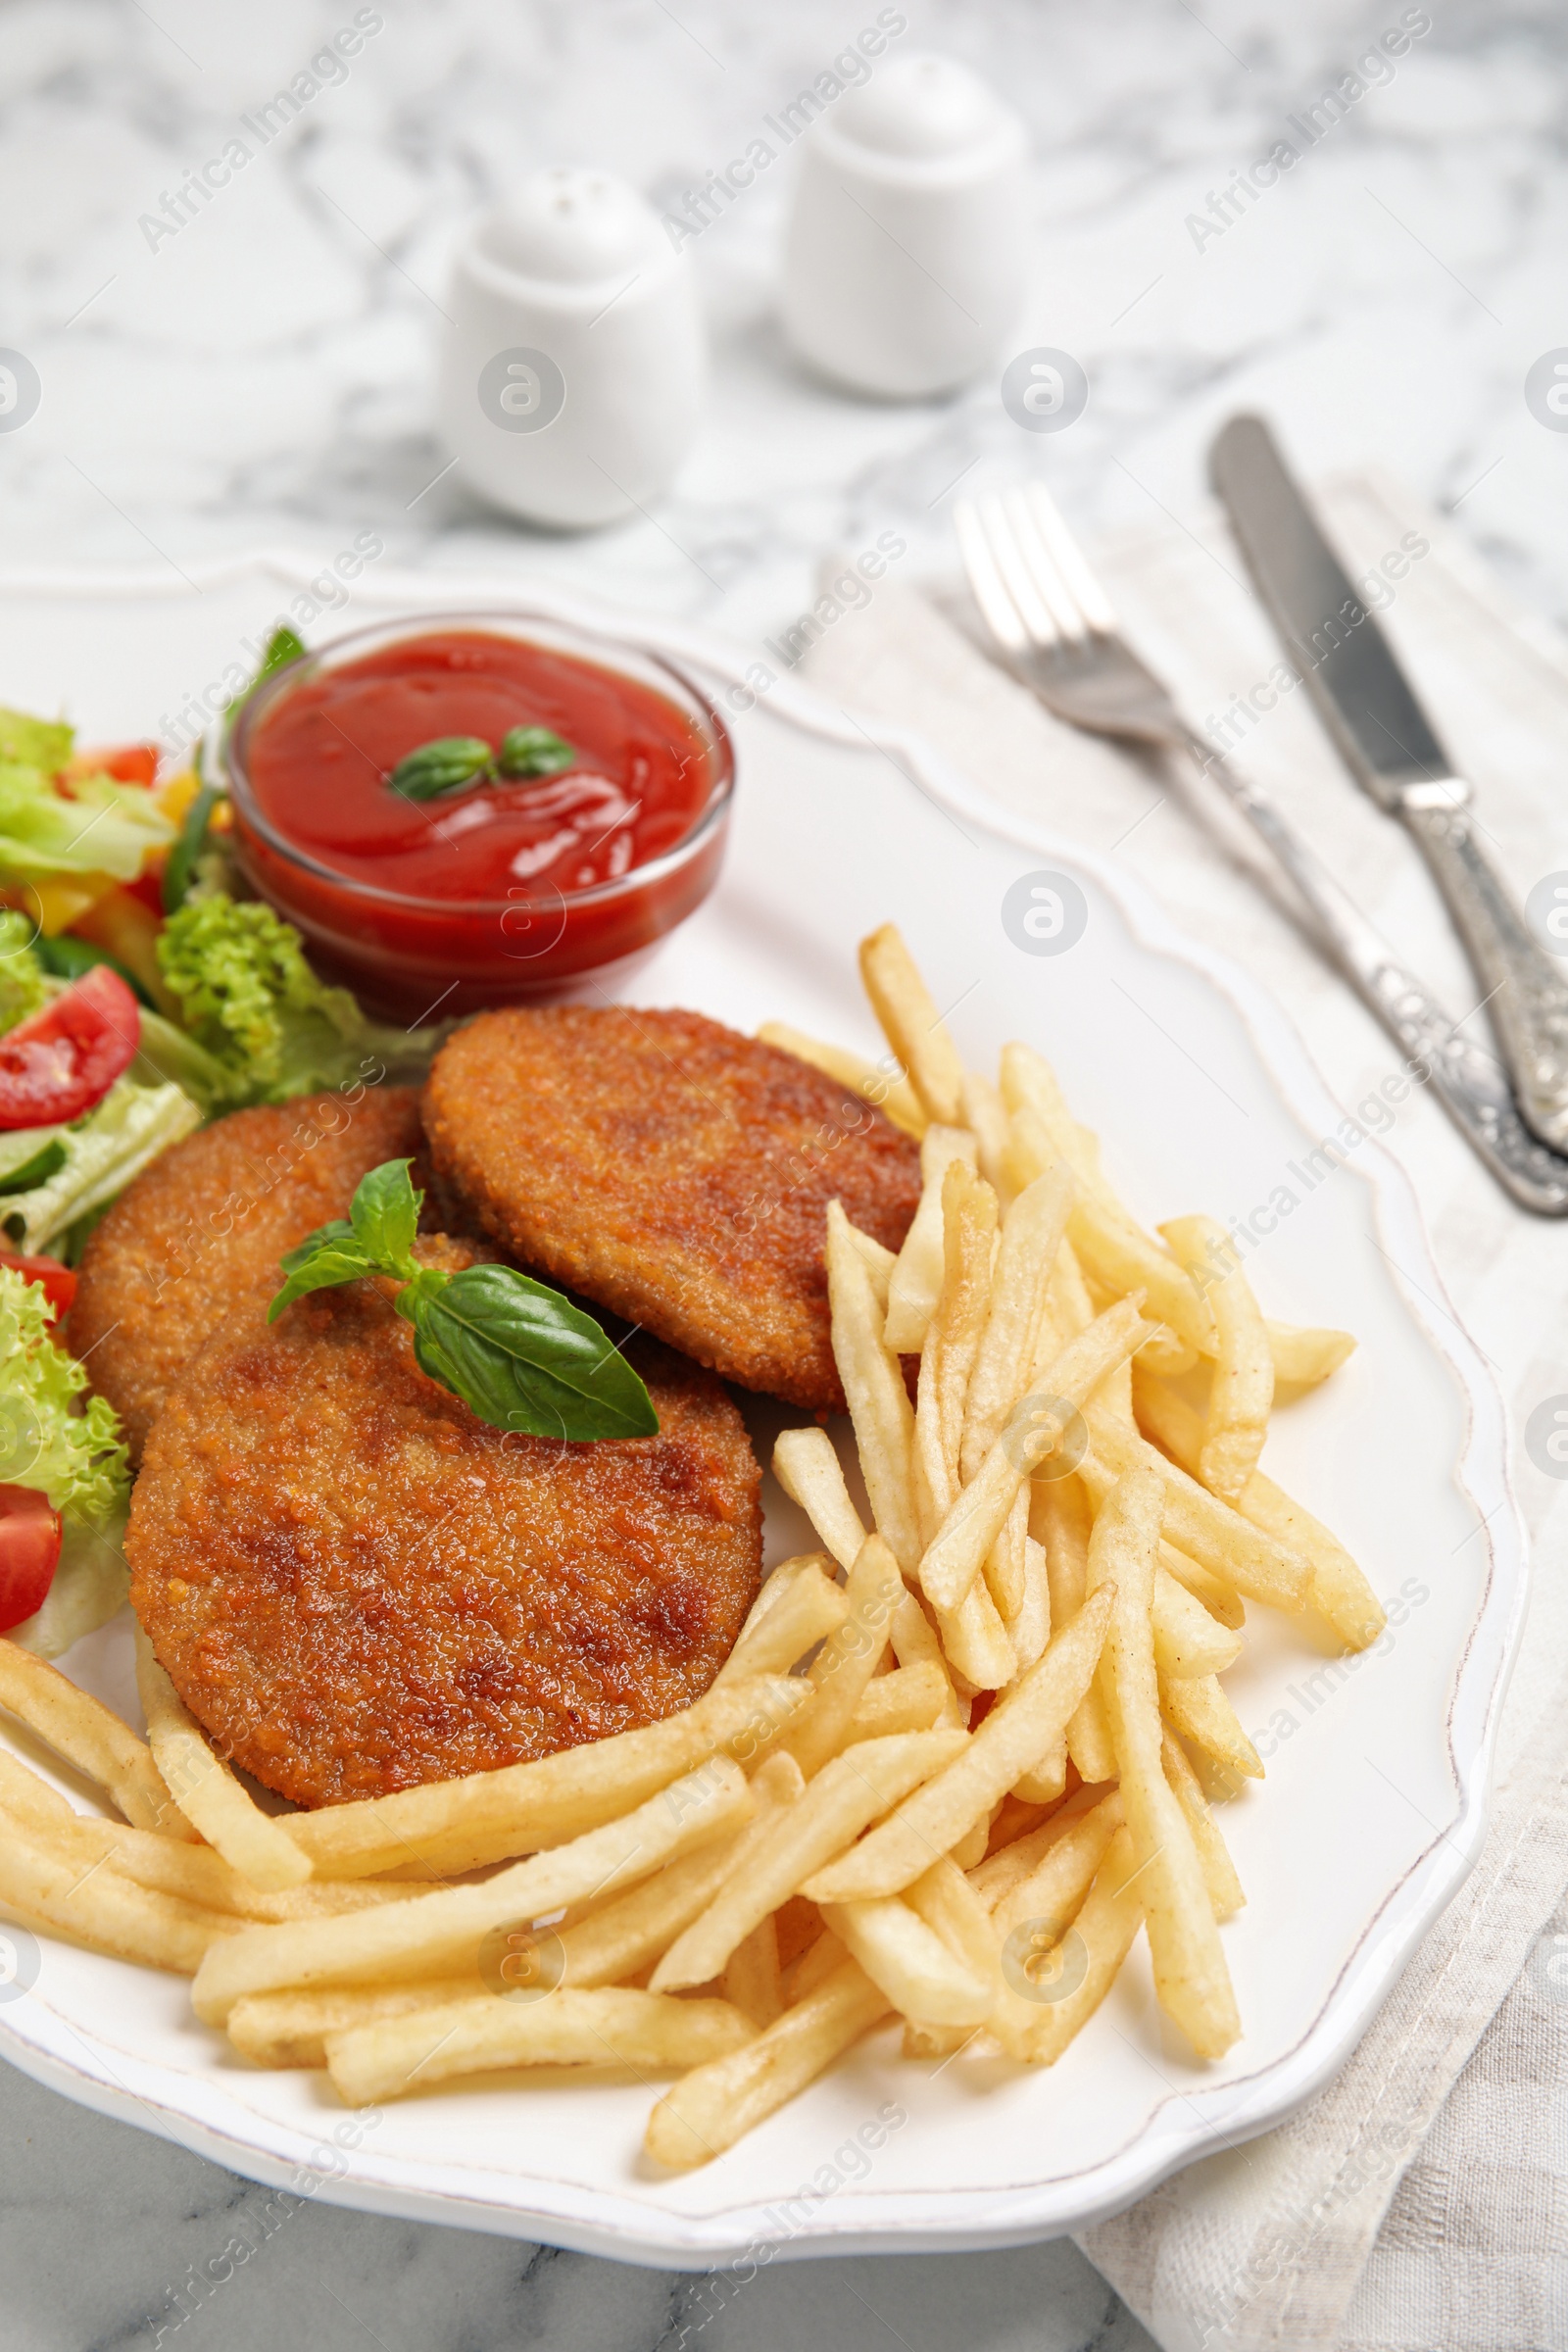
[[83, 744, 161, 788], [0, 963, 140, 1130], [0, 1485, 62, 1633], [0, 1249, 75, 1320]]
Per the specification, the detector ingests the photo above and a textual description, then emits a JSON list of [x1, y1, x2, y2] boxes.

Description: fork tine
[[954, 499, 1030, 655], [1003, 487, 1088, 644], [1025, 481, 1117, 634], [977, 495, 1061, 648]]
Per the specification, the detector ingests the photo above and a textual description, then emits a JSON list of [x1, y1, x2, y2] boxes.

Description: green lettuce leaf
[[156, 891, 437, 1106], [0, 1264, 128, 1526], [0, 709, 73, 772], [0, 1078, 202, 1253]]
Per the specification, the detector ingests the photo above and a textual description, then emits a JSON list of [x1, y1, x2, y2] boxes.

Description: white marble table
[[2, 1, 1565, 2344]]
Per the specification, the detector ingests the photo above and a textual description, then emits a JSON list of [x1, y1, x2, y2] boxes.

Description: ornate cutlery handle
[[1177, 733, 1568, 1215], [1398, 791, 1568, 1153]]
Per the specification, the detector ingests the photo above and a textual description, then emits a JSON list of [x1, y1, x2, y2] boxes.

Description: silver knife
[[1210, 413, 1568, 1155]]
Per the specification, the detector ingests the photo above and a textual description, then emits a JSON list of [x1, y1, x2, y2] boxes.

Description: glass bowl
[[222, 610, 735, 1021]]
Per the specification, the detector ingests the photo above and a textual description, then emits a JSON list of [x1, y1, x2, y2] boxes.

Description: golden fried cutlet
[[68, 1087, 424, 1461], [422, 1006, 921, 1411], [126, 1244, 763, 1808]]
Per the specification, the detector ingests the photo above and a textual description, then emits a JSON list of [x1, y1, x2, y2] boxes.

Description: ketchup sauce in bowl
[[225, 614, 734, 1017]]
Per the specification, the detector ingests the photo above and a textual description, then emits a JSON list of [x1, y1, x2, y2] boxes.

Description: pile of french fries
[[0, 923, 1385, 2171]]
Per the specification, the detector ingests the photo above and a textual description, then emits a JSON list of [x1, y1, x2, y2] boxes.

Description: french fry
[[884, 1126, 979, 1352], [850, 1226, 898, 1310], [1160, 1672, 1263, 1785], [771, 1428, 868, 1572], [1007, 1533, 1052, 1676], [905, 1855, 1000, 1989], [858, 923, 966, 1126], [650, 1729, 966, 1993], [718, 1559, 849, 1684], [999, 1042, 1101, 1195], [136, 1636, 312, 1892], [1133, 1370, 1384, 1648], [960, 1068, 1012, 1200], [0, 1639, 190, 1838], [780, 1925, 844, 2006], [983, 1486, 1030, 1623], [960, 1168, 1075, 1477], [756, 1021, 927, 1137], [919, 1301, 1152, 1614], [826, 1200, 921, 1574], [1152, 1537, 1246, 1631], [1084, 1406, 1310, 1612], [984, 1790, 1126, 1937], [889, 1591, 965, 1729], [915, 1160, 999, 1523], [1025, 1825, 1147, 2065], [1011, 1737, 1066, 1806], [1159, 1215, 1272, 1500], [1152, 1567, 1243, 1680], [0, 1760, 402, 1924], [193, 1754, 758, 2023], [646, 1957, 890, 2169], [1090, 1467, 1239, 2058], [847, 1661, 949, 1741], [228, 1979, 487, 2070], [820, 1894, 993, 2027], [329, 1987, 756, 2107], [803, 1588, 1114, 1904], [1032, 1477, 1118, 1784], [0, 1817, 236, 1974], [1267, 1321, 1355, 1387], [1084, 1449, 1250, 1628], [786, 1535, 905, 1778], [722, 1915, 784, 2028], [1162, 1730, 1245, 1920], [283, 1672, 808, 1881], [932, 1581, 1016, 1695]]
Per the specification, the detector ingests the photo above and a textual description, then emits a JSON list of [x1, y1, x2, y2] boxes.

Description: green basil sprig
[[388, 725, 575, 803], [270, 1158, 658, 1443]]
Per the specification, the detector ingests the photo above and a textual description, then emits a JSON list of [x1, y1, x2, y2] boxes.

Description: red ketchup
[[229, 626, 732, 1017]]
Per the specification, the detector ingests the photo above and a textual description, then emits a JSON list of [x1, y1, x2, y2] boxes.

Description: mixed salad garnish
[[0, 629, 438, 1653]]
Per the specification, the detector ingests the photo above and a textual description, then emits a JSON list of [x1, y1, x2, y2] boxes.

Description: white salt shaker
[[781, 53, 1028, 400], [439, 169, 706, 530]]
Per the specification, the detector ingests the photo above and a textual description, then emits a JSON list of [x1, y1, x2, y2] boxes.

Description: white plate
[[0, 558, 1524, 2266]]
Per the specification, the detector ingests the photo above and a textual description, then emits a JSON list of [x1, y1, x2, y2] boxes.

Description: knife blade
[[1209, 411, 1568, 1156], [1209, 415, 1447, 806]]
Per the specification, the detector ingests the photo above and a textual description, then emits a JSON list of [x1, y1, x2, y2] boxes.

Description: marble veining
[[1, 1, 1565, 2344]]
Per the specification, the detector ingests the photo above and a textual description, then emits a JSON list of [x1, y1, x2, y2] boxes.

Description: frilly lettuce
[[155, 891, 436, 1107], [0, 1263, 131, 1659], [0, 1266, 127, 1523], [0, 907, 48, 1032]]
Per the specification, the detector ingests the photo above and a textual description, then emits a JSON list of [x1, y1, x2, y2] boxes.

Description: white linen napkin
[[797, 477, 1568, 2352]]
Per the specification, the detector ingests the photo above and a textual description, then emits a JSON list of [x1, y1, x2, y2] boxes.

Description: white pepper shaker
[[439, 168, 706, 530], [781, 53, 1028, 400]]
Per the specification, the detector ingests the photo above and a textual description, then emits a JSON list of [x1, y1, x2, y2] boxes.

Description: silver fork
[[954, 481, 1568, 1215]]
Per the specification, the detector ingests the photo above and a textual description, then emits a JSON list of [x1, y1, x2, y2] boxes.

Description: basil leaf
[[388, 736, 494, 803], [404, 1262, 659, 1441], [0, 1137, 67, 1196], [495, 726, 576, 780], [255, 624, 306, 686], [270, 1221, 375, 1319], [349, 1157, 420, 1277]]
